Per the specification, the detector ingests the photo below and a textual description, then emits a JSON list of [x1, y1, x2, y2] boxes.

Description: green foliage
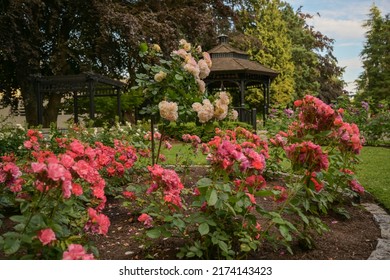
[[335, 96, 390, 146], [244, 0, 295, 106], [0, 119, 27, 157], [265, 107, 296, 137], [356, 5, 390, 106], [364, 111, 390, 145], [0, 0, 238, 126], [178, 178, 263, 259]]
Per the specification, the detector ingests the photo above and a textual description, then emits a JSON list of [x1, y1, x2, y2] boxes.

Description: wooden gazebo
[[31, 72, 126, 126], [205, 35, 278, 129]]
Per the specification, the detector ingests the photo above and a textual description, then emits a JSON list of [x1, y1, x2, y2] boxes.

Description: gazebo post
[[240, 79, 245, 107], [267, 78, 271, 115], [74, 91, 79, 124], [88, 79, 95, 120], [263, 83, 267, 126]]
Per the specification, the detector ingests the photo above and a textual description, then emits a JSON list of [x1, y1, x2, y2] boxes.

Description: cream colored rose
[[217, 91, 230, 105], [154, 71, 167, 82], [192, 99, 214, 123], [198, 59, 210, 79], [152, 44, 161, 52], [230, 109, 239, 121], [179, 39, 191, 51], [202, 52, 212, 68], [158, 101, 178, 122], [196, 79, 206, 94]]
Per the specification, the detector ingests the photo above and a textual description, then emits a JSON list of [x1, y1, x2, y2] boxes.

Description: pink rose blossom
[[31, 162, 46, 173], [62, 244, 94, 260], [47, 163, 67, 181], [138, 213, 153, 228], [37, 228, 56, 245], [69, 140, 85, 155]]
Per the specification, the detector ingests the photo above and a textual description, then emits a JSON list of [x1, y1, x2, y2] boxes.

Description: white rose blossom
[[192, 99, 214, 123], [158, 100, 178, 122]]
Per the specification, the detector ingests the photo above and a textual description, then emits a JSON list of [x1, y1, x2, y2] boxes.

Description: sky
[[286, 0, 390, 94]]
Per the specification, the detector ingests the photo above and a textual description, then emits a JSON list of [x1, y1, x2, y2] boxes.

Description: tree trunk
[[43, 93, 62, 128], [21, 82, 39, 128]]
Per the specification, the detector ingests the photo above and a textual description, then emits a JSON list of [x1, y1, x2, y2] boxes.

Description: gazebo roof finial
[[217, 34, 229, 44]]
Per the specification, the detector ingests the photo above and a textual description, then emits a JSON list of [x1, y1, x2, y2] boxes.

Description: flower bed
[[0, 37, 372, 260]]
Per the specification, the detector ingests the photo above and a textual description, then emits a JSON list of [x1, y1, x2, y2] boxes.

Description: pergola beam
[[31, 72, 126, 126]]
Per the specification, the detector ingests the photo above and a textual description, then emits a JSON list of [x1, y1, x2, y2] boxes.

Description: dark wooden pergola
[[205, 35, 278, 129], [31, 72, 126, 125]]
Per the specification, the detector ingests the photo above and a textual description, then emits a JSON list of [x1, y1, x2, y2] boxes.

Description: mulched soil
[[91, 167, 381, 260]]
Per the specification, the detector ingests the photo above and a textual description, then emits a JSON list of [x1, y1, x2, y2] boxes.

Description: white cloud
[[339, 57, 362, 70], [308, 17, 366, 41], [286, 0, 390, 95]]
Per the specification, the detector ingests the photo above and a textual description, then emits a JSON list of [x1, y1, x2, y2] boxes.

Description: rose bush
[[0, 128, 137, 259]]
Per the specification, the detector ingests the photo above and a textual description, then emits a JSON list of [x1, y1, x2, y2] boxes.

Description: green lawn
[[357, 146, 390, 211], [161, 143, 207, 165], [160, 143, 390, 211]]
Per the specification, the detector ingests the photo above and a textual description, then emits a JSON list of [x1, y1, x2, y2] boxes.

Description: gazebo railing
[[234, 107, 257, 132]]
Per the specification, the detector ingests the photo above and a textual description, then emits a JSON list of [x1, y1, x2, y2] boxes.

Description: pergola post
[[88, 78, 95, 120]]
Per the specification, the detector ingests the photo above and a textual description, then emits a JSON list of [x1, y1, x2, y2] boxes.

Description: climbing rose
[[229, 109, 238, 121], [202, 51, 212, 68], [196, 78, 206, 93]]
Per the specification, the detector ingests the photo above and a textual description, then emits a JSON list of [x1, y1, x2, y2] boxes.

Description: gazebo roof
[[207, 35, 278, 78]]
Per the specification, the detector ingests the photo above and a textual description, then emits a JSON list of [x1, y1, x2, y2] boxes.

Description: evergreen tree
[[280, 4, 320, 99], [243, 0, 295, 106], [356, 5, 390, 108]]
